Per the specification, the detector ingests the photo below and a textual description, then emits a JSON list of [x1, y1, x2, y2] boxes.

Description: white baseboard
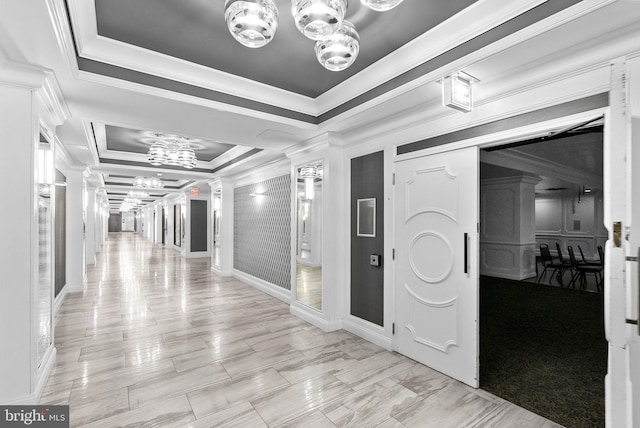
[[53, 286, 68, 316], [289, 304, 343, 332], [343, 316, 393, 351], [232, 269, 292, 304], [184, 251, 211, 258]]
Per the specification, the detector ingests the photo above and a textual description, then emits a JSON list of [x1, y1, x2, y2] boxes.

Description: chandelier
[[224, 0, 404, 71], [133, 176, 164, 189], [147, 134, 198, 169], [127, 190, 149, 199]]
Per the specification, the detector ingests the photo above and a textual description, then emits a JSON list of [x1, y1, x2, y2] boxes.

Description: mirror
[[37, 133, 53, 367], [212, 189, 222, 269], [295, 161, 323, 310]]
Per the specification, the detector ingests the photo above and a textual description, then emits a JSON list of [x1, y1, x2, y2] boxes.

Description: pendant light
[[314, 20, 359, 71], [224, 0, 279, 48], [292, 0, 348, 40], [360, 0, 404, 12]]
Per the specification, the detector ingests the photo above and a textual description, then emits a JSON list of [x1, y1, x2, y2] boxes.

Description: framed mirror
[[212, 189, 222, 269], [295, 161, 323, 310], [36, 132, 53, 367]]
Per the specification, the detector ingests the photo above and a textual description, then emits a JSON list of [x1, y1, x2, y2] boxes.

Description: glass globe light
[[360, 0, 403, 12], [315, 20, 359, 71], [178, 147, 197, 169], [133, 176, 145, 188], [292, 0, 348, 41], [148, 141, 168, 166], [224, 0, 279, 48]]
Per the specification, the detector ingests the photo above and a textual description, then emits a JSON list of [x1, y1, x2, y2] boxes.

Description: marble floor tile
[[80, 395, 196, 428], [125, 336, 208, 368], [178, 401, 268, 428], [252, 372, 353, 426], [38, 234, 560, 427], [392, 381, 502, 428], [334, 351, 416, 391], [172, 340, 254, 373], [68, 386, 129, 427], [219, 344, 303, 378], [274, 410, 337, 428], [187, 367, 289, 418], [128, 362, 230, 409], [321, 377, 422, 428]]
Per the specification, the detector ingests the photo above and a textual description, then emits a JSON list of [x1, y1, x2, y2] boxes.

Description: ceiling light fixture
[[224, 0, 399, 71], [315, 20, 359, 71], [224, 0, 279, 48], [360, 0, 404, 12], [127, 190, 149, 199], [133, 176, 164, 189], [147, 139, 197, 169], [441, 71, 478, 113], [292, 0, 348, 41]]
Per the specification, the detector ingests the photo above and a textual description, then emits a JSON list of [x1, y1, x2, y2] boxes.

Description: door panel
[[394, 146, 478, 387]]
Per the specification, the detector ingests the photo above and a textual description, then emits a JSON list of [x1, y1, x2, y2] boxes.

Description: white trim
[[53, 286, 67, 316], [290, 303, 342, 332], [343, 316, 393, 351], [230, 158, 291, 188], [395, 108, 609, 162], [232, 269, 292, 304]]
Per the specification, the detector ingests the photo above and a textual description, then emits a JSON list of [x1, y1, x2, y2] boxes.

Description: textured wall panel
[[234, 175, 291, 290]]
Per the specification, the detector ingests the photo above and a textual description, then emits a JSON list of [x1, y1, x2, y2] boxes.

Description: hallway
[[41, 234, 560, 427]]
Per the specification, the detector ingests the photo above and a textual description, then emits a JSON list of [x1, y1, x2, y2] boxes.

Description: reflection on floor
[[296, 263, 322, 310], [40, 233, 560, 427]]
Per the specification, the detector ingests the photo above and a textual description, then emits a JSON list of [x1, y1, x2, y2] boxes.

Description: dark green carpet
[[480, 276, 606, 428]]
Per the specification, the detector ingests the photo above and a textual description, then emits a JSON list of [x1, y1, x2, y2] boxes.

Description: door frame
[[392, 106, 610, 385]]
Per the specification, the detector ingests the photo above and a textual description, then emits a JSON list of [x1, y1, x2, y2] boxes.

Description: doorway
[[393, 115, 607, 427], [478, 124, 606, 427]]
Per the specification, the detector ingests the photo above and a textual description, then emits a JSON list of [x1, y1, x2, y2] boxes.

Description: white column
[[65, 169, 85, 292], [0, 65, 68, 404], [479, 175, 540, 280], [85, 185, 97, 265], [0, 84, 37, 404], [214, 179, 234, 275]]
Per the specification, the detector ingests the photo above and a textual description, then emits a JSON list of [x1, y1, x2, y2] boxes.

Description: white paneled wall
[[535, 193, 606, 262]]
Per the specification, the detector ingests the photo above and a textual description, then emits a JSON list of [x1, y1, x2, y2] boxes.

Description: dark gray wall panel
[[351, 151, 384, 326], [54, 170, 66, 297], [108, 213, 122, 232], [190, 199, 208, 252], [234, 175, 291, 290]]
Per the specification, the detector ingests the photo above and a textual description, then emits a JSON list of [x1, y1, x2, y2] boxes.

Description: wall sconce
[[250, 191, 266, 197], [441, 71, 478, 113]]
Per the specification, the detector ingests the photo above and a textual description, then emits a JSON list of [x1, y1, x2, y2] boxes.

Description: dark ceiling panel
[[94, 0, 477, 97], [104, 124, 234, 162]]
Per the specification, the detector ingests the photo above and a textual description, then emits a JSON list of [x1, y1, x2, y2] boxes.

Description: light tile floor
[[40, 233, 562, 427]]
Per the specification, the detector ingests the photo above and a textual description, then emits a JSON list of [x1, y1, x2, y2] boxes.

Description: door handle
[[464, 233, 468, 274]]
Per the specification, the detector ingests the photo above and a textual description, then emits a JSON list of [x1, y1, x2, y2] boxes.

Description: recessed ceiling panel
[[95, 0, 477, 97], [104, 125, 234, 162]]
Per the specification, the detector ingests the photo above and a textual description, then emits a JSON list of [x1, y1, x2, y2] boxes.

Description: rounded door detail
[[409, 231, 454, 284]]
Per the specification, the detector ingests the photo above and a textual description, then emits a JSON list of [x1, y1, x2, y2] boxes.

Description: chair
[[569, 245, 603, 290], [537, 244, 567, 284], [578, 245, 601, 266], [567, 246, 584, 288], [554, 243, 573, 285]]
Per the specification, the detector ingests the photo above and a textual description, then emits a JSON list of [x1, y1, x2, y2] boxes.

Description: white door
[[394, 146, 479, 387]]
